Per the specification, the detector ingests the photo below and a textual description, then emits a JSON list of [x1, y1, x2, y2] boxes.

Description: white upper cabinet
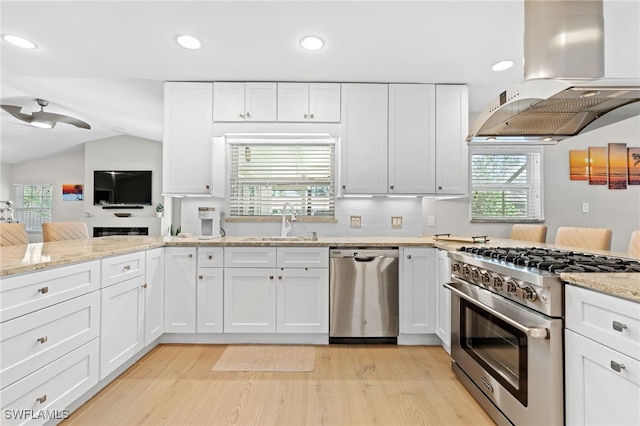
[[213, 82, 277, 122], [163, 82, 214, 196], [340, 83, 389, 194], [277, 83, 341, 122], [435, 85, 469, 195], [388, 84, 436, 194]]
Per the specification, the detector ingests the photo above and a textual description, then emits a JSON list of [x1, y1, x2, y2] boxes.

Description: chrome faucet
[[280, 202, 297, 237]]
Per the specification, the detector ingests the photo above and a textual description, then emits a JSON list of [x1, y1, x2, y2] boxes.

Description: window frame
[[13, 183, 53, 232], [469, 146, 544, 223]]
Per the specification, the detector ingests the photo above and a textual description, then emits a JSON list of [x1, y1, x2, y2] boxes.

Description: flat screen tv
[[94, 170, 152, 206]]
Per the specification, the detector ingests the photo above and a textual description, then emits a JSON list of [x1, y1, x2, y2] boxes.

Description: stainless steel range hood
[[467, 0, 640, 144]]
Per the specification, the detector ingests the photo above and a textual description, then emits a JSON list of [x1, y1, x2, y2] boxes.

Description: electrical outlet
[[582, 202, 590, 213], [427, 215, 436, 227], [350, 215, 361, 228], [391, 216, 402, 229]]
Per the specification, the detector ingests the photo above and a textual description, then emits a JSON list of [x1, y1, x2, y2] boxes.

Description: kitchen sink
[[242, 236, 318, 242]]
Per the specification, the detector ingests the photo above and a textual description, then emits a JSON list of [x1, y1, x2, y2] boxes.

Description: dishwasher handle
[[353, 256, 384, 262]]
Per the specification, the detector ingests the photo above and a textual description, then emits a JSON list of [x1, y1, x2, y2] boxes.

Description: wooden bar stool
[[42, 222, 89, 242], [628, 230, 640, 258], [0, 223, 29, 246], [554, 227, 612, 251], [510, 224, 547, 243]]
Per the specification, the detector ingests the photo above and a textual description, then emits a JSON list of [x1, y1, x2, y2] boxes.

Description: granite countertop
[[2, 235, 638, 303]]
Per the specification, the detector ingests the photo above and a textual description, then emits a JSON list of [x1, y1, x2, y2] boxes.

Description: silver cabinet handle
[[613, 321, 628, 332], [37, 336, 48, 344], [123, 265, 131, 271], [38, 286, 49, 294], [611, 361, 626, 372], [141, 283, 148, 289], [36, 395, 47, 404]]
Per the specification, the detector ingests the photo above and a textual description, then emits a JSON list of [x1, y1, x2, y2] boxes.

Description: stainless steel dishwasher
[[329, 248, 399, 344]]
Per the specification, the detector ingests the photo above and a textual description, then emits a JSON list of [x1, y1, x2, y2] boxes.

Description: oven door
[[445, 277, 564, 426]]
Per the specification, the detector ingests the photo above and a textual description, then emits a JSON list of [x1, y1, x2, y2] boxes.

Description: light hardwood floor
[[63, 344, 495, 426]]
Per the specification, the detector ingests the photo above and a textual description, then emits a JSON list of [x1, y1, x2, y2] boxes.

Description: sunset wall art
[[588, 147, 607, 185], [608, 143, 627, 190], [629, 147, 640, 185], [569, 150, 589, 181], [569, 144, 639, 189], [62, 184, 84, 201]]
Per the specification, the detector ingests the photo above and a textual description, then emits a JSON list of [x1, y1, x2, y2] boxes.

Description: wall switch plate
[[391, 216, 402, 229], [350, 215, 361, 228], [427, 215, 436, 227], [582, 202, 590, 213]]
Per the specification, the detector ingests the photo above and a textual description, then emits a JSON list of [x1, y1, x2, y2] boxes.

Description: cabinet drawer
[[276, 247, 329, 268], [566, 285, 640, 360], [0, 261, 100, 323], [0, 339, 99, 426], [197, 247, 224, 268], [1, 292, 100, 389], [101, 251, 145, 288], [224, 247, 276, 268]]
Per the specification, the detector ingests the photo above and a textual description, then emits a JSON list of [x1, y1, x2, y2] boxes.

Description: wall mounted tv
[[94, 170, 152, 206]]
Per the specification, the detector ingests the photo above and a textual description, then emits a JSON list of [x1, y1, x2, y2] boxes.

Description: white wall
[[84, 135, 163, 236], [421, 116, 640, 253], [0, 163, 13, 200]]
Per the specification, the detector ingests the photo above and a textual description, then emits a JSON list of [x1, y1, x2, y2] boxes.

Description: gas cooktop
[[458, 246, 640, 274]]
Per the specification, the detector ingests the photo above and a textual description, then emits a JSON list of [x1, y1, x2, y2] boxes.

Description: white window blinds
[[470, 147, 543, 222], [14, 184, 52, 231], [228, 140, 335, 218]]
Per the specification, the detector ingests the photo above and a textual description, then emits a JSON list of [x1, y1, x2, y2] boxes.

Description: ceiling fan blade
[[1, 104, 34, 123], [32, 111, 91, 129]]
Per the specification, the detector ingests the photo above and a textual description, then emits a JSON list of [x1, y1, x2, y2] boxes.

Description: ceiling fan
[[1, 99, 91, 129]]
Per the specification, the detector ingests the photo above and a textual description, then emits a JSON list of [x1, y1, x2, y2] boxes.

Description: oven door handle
[[444, 283, 549, 340]]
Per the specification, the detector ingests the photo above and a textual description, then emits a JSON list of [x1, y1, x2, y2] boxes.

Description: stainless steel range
[[445, 246, 640, 426]]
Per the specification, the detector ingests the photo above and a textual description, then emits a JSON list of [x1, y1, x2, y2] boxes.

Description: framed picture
[[629, 147, 640, 185], [588, 147, 607, 185], [569, 150, 588, 180], [608, 143, 627, 190], [62, 184, 84, 201]]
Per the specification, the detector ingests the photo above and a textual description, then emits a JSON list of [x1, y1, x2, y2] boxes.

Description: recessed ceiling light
[[299, 35, 324, 51], [176, 35, 202, 50], [491, 60, 514, 72], [2, 34, 37, 49]]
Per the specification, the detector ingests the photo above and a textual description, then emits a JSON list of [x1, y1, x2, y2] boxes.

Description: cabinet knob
[[269, 275, 274, 280], [246, 112, 251, 118], [342, 185, 346, 190], [198, 275, 203, 280], [188, 254, 193, 258], [37, 336, 48, 344], [390, 185, 394, 190], [310, 113, 314, 119], [207, 255, 213, 260], [407, 255, 412, 260], [610, 360, 626, 372], [123, 265, 131, 271], [304, 113, 308, 119], [142, 283, 148, 289], [38, 286, 49, 294], [278, 275, 283, 280], [239, 113, 245, 118], [438, 186, 443, 190], [36, 395, 47, 404], [206, 184, 210, 189], [612, 321, 628, 332]]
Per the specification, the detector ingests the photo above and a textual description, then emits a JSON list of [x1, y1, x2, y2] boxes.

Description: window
[[228, 139, 335, 218], [470, 147, 543, 222], [14, 184, 52, 231]]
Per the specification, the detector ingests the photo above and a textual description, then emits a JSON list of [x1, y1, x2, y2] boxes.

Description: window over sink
[[227, 135, 336, 219], [469, 146, 543, 223]]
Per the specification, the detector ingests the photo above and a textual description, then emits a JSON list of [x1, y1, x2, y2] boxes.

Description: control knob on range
[[451, 262, 461, 273], [520, 286, 538, 301], [480, 271, 492, 285], [505, 279, 519, 295], [461, 264, 472, 279], [491, 275, 504, 290]]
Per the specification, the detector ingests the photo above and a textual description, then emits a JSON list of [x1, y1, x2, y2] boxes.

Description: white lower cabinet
[[100, 274, 145, 380], [400, 248, 436, 334], [435, 248, 451, 353], [0, 339, 99, 426], [144, 248, 164, 345], [224, 247, 329, 334], [197, 267, 224, 333], [565, 284, 640, 425], [164, 247, 197, 333]]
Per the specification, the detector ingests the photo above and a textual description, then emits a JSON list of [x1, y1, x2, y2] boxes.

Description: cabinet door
[[144, 248, 164, 345], [277, 268, 329, 333], [100, 275, 145, 379], [213, 82, 246, 121], [224, 268, 276, 333], [340, 83, 388, 194], [565, 330, 640, 426], [388, 84, 436, 194], [244, 82, 277, 121], [400, 248, 436, 334], [435, 85, 469, 195], [164, 247, 196, 333], [309, 83, 341, 122], [435, 249, 451, 352], [197, 267, 223, 333], [277, 82, 309, 121], [163, 82, 214, 195]]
